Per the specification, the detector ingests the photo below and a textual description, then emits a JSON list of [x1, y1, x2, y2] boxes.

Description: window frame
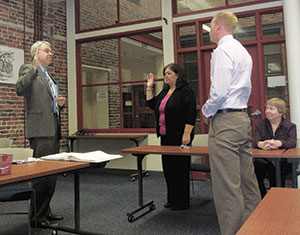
[[75, 27, 162, 133], [174, 6, 287, 133], [75, 0, 162, 34], [172, 0, 279, 17]]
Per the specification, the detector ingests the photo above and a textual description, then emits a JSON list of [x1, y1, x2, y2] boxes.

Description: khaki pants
[[208, 111, 260, 235]]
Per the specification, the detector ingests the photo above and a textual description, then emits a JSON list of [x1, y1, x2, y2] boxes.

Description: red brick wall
[[79, 0, 161, 31], [0, 0, 68, 147]]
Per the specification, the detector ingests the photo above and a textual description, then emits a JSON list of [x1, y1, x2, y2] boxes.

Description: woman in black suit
[[253, 97, 297, 198], [146, 63, 196, 210]]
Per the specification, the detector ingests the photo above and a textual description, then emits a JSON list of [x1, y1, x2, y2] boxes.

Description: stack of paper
[[41, 151, 123, 163]]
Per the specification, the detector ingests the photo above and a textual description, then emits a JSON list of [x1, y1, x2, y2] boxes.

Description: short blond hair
[[214, 11, 238, 33], [266, 97, 287, 117]]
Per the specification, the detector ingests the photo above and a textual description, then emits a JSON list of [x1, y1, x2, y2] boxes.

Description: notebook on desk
[[41, 151, 123, 163]]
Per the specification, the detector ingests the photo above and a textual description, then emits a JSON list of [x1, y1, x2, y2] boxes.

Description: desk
[[0, 161, 102, 235], [282, 148, 300, 188], [63, 133, 148, 152], [237, 188, 300, 235], [122, 145, 209, 222], [251, 149, 286, 187], [122, 145, 300, 221], [64, 133, 148, 181]]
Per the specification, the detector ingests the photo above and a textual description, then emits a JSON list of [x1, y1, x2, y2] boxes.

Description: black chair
[[190, 162, 211, 195], [190, 135, 210, 195], [0, 148, 36, 234], [0, 188, 36, 234]]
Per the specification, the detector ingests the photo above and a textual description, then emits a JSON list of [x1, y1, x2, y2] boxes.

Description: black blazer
[[147, 85, 196, 141]]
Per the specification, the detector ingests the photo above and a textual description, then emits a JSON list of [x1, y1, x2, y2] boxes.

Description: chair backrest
[[191, 134, 209, 165], [0, 148, 33, 160], [0, 138, 13, 148], [195, 134, 208, 147]]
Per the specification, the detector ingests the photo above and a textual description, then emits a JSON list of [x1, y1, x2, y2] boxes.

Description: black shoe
[[164, 202, 172, 208], [170, 205, 189, 211], [46, 213, 63, 221], [30, 219, 58, 228]]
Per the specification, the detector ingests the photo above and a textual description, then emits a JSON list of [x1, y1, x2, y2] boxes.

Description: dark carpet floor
[[0, 167, 220, 235]]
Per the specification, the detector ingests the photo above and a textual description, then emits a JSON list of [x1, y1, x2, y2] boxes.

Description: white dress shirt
[[202, 35, 252, 117]]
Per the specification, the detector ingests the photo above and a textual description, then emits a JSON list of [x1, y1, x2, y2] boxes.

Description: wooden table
[[0, 160, 103, 235], [251, 149, 286, 187], [63, 133, 148, 152], [0, 160, 89, 185], [282, 148, 300, 188], [237, 188, 300, 235], [64, 133, 149, 181], [122, 145, 209, 222], [122, 145, 300, 221]]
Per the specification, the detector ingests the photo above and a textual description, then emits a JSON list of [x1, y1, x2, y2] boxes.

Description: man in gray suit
[[16, 41, 66, 228]]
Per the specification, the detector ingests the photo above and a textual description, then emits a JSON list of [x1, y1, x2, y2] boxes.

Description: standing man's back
[[202, 11, 261, 235]]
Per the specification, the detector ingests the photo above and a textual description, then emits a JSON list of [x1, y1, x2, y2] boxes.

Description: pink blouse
[[159, 93, 172, 135]]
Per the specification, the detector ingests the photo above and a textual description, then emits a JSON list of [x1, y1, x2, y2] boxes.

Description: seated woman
[[252, 97, 297, 198]]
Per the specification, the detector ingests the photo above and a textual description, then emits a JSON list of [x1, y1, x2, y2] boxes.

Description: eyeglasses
[[40, 48, 54, 55]]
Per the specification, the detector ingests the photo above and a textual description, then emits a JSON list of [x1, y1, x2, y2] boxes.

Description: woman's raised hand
[[147, 72, 155, 88]]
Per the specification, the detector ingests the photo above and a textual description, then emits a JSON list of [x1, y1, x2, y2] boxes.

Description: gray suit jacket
[[16, 64, 60, 138]]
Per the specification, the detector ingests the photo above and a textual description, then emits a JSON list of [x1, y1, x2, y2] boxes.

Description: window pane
[[81, 39, 119, 84], [80, 31, 163, 130], [263, 43, 283, 75], [264, 44, 280, 54], [262, 11, 284, 39], [178, 24, 196, 48], [81, 39, 120, 130], [120, 0, 161, 23], [235, 16, 256, 41], [121, 32, 163, 82], [182, 52, 199, 105], [79, 0, 117, 31], [265, 54, 281, 74], [82, 85, 120, 129], [264, 43, 288, 103], [201, 22, 212, 46], [176, 0, 225, 14], [82, 65, 110, 85], [122, 84, 155, 128]]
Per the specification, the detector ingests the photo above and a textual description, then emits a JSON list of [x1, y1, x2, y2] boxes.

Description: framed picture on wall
[[0, 45, 24, 84]]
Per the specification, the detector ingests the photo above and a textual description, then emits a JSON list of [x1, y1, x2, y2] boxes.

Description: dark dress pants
[[254, 158, 292, 198], [29, 127, 59, 222], [161, 135, 191, 208], [254, 158, 276, 198]]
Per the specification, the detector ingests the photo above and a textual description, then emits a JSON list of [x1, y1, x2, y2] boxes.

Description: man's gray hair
[[31, 41, 51, 57]]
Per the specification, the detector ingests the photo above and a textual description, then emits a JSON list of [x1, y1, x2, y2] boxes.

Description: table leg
[[127, 154, 155, 222], [70, 139, 75, 152], [291, 160, 298, 188], [274, 159, 281, 187], [129, 137, 149, 181], [49, 171, 103, 235], [75, 172, 80, 230]]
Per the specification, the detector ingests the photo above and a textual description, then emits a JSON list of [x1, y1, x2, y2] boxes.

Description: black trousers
[[29, 127, 59, 222], [254, 158, 291, 198], [161, 135, 191, 207]]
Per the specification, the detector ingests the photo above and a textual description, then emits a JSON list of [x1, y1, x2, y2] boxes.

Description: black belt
[[217, 108, 248, 114]]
